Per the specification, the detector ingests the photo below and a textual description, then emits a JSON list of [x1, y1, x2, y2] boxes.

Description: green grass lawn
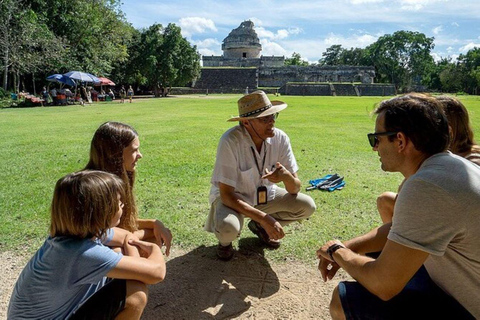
[[2, 94, 480, 262]]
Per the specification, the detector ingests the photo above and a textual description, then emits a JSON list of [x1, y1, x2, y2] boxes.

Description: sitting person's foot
[[216, 243, 234, 261], [247, 220, 281, 249]]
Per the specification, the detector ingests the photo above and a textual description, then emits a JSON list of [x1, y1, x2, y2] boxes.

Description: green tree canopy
[[133, 23, 200, 97], [285, 52, 309, 66]]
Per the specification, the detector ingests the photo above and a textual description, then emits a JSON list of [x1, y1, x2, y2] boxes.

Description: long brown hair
[[437, 96, 480, 156], [50, 170, 125, 239], [85, 121, 139, 231]]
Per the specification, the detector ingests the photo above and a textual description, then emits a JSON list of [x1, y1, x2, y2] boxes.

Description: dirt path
[[1, 245, 352, 320]]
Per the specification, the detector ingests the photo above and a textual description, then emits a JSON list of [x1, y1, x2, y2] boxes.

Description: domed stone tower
[[222, 20, 262, 59]]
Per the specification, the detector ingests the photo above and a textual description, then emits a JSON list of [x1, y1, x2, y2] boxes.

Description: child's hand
[[127, 238, 159, 258]]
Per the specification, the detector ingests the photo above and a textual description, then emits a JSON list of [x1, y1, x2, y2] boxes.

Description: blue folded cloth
[[307, 173, 345, 192]]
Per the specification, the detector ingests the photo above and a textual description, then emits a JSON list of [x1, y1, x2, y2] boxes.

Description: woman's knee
[[376, 192, 396, 223], [125, 280, 148, 310], [330, 286, 346, 320]]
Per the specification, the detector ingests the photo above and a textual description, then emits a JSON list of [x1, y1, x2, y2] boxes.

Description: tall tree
[[136, 23, 200, 97], [319, 45, 344, 66], [366, 30, 435, 91]]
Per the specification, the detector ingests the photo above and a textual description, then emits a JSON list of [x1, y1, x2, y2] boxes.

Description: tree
[[285, 52, 309, 66], [458, 47, 480, 94], [0, 0, 64, 91], [366, 31, 435, 91], [136, 23, 200, 97], [319, 45, 344, 66]]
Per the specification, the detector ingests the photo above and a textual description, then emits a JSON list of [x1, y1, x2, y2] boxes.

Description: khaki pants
[[211, 188, 316, 246]]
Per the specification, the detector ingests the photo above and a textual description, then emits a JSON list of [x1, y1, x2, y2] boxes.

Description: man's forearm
[[344, 223, 391, 254]]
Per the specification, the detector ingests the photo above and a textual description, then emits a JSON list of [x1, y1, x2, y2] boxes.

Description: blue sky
[[120, 0, 480, 63]]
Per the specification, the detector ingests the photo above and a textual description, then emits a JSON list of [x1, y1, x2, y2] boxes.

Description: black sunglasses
[[367, 131, 398, 147]]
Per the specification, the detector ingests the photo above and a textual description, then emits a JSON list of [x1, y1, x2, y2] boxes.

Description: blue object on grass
[[307, 173, 345, 192]]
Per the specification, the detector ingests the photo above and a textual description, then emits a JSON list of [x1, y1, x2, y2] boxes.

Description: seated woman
[[8, 170, 165, 319], [377, 95, 480, 223], [85, 121, 172, 255]]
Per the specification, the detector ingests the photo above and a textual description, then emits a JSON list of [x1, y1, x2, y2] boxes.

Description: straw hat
[[228, 90, 287, 122]]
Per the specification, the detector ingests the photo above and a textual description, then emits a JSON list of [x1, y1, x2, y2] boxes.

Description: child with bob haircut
[[85, 121, 173, 256], [8, 170, 166, 320]]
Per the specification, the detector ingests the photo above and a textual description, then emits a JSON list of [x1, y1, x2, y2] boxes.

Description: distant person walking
[[119, 86, 126, 103], [127, 85, 134, 103]]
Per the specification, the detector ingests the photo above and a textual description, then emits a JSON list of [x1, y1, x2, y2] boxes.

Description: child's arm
[[106, 239, 166, 284], [134, 218, 172, 257]]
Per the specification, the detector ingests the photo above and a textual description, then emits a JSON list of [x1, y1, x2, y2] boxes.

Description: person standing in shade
[[119, 86, 126, 103], [205, 90, 316, 260], [127, 85, 134, 103]]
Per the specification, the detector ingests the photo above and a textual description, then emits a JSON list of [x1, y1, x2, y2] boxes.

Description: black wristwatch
[[327, 243, 345, 262]]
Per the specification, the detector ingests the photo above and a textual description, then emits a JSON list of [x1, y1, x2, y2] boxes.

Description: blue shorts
[[339, 266, 473, 319]]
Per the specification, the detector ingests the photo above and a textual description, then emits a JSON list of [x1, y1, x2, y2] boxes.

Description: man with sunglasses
[[205, 90, 316, 260], [317, 93, 479, 319]]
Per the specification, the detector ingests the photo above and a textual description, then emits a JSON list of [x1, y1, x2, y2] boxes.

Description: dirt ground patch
[[1, 244, 352, 319]]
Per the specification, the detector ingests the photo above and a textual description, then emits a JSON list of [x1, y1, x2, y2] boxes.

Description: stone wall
[[279, 83, 332, 96], [258, 66, 375, 87], [193, 68, 257, 91], [202, 55, 284, 68], [356, 84, 396, 96], [278, 83, 396, 96]]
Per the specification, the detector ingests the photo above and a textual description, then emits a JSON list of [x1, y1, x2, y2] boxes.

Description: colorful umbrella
[[46, 74, 76, 87], [95, 77, 116, 86], [63, 71, 100, 84]]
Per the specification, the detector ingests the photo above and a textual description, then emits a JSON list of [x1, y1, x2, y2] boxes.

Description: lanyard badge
[[251, 144, 268, 205]]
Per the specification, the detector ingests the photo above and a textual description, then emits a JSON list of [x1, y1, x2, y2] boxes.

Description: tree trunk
[[2, 48, 8, 90]]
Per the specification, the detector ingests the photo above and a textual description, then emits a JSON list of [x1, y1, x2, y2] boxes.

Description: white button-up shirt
[[209, 125, 298, 206]]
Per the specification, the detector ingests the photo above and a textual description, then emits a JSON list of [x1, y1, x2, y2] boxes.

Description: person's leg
[[212, 199, 244, 246], [115, 280, 148, 320], [329, 286, 346, 320], [257, 187, 316, 226], [376, 191, 396, 223], [336, 266, 474, 319], [69, 279, 126, 320]]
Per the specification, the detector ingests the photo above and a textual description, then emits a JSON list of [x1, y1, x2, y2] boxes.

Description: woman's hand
[[153, 220, 173, 256]]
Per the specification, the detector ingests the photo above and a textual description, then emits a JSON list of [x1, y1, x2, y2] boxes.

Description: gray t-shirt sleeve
[[388, 177, 463, 256]]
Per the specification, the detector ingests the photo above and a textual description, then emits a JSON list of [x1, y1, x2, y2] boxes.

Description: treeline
[[1, 1, 479, 95], [0, 0, 200, 96], [287, 30, 480, 94]]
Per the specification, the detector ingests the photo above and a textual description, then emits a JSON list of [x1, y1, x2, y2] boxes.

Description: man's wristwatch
[[327, 243, 345, 262]]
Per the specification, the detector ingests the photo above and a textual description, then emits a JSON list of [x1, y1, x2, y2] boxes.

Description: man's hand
[[153, 220, 173, 256], [317, 239, 345, 282], [260, 214, 285, 240], [262, 162, 289, 183]]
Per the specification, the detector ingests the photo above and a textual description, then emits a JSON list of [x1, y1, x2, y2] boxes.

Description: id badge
[[257, 185, 267, 205]]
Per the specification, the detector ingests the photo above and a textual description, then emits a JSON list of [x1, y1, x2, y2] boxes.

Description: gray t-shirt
[[8, 229, 122, 319], [389, 152, 480, 318]]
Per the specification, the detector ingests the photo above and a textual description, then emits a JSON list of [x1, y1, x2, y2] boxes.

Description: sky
[[120, 0, 480, 64]]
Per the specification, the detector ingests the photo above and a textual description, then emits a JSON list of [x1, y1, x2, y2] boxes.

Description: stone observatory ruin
[[191, 20, 395, 96]]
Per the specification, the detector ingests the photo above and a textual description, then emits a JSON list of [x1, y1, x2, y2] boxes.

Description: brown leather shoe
[[247, 220, 281, 249], [217, 243, 234, 261]]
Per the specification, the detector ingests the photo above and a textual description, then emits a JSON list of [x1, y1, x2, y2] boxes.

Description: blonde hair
[[437, 96, 480, 155], [85, 121, 139, 231], [50, 170, 125, 239]]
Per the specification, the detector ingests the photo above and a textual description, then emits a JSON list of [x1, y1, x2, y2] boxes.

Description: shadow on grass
[[142, 240, 280, 319]]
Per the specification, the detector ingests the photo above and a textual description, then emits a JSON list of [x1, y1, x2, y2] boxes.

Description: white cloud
[[191, 38, 221, 47], [179, 17, 217, 37], [459, 42, 480, 53], [350, 0, 384, 4], [432, 26, 443, 35], [260, 40, 288, 57], [198, 48, 218, 57], [256, 27, 298, 40], [324, 32, 378, 49]]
